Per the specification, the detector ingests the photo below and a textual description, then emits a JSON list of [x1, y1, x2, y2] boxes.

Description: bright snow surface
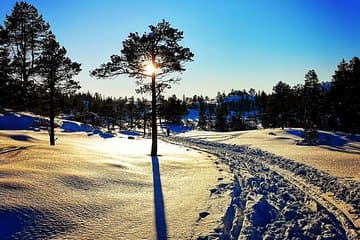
[[0, 130, 231, 239]]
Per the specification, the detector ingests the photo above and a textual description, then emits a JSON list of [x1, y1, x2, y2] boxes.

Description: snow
[[163, 124, 193, 134], [119, 130, 141, 136], [0, 112, 113, 139], [0, 112, 37, 130], [1, 110, 360, 239], [180, 128, 360, 180], [287, 129, 360, 148], [223, 95, 255, 103], [0, 127, 231, 239], [184, 108, 199, 122], [61, 120, 94, 132], [167, 133, 360, 239]]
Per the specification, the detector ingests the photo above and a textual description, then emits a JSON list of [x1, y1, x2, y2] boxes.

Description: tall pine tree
[[5, 2, 50, 109], [91, 20, 193, 156], [38, 33, 81, 145], [0, 25, 12, 107], [303, 70, 321, 143]]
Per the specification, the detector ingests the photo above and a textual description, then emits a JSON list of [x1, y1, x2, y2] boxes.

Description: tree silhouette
[[303, 70, 321, 144], [0, 25, 12, 107], [38, 33, 81, 145], [272, 81, 292, 129], [330, 57, 360, 133], [91, 20, 193, 155], [5, 2, 50, 109]]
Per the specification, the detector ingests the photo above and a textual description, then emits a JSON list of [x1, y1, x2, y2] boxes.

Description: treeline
[[59, 92, 188, 135], [1, 2, 359, 136], [193, 90, 258, 131], [257, 58, 360, 134]]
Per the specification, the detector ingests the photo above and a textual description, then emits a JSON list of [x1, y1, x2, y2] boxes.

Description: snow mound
[[184, 109, 199, 122], [119, 130, 141, 136], [61, 120, 113, 139], [0, 112, 42, 130], [286, 129, 360, 147], [163, 124, 193, 134]]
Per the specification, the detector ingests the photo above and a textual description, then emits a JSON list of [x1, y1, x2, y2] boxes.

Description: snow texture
[[165, 135, 360, 240]]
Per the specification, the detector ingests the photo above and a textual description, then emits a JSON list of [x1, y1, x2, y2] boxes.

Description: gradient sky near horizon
[[1, 0, 360, 98]]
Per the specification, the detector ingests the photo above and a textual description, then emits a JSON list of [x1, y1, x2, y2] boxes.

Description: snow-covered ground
[[0, 129, 232, 239], [180, 128, 360, 180], [169, 129, 360, 239], [1, 112, 360, 239]]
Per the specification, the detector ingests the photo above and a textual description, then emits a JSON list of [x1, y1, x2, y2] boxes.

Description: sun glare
[[144, 62, 157, 75]]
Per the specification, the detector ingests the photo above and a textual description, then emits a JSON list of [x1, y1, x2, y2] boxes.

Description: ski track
[[164, 136, 360, 240]]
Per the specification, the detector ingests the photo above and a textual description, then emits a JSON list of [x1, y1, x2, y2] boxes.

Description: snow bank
[[286, 129, 360, 147], [119, 130, 141, 136], [184, 108, 199, 122], [61, 120, 113, 139], [162, 124, 193, 134], [0, 111, 113, 139], [0, 112, 38, 130]]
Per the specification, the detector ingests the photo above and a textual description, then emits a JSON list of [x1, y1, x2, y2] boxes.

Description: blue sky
[[1, 0, 359, 98]]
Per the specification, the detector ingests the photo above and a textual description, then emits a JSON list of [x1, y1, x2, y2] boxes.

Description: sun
[[144, 61, 157, 75]]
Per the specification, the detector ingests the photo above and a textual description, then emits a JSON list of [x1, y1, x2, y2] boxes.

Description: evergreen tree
[[291, 84, 305, 127], [91, 20, 194, 155], [126, 96, 136, 129], [198, 96, 207, 129], [303, 70, 321, 127], [103, 97, 115, 130], [272, 81, 292, 129], [303, 70, 321, 143], [215, 103, 228, 131], [159, 95, 188, 124], [0, 25, 12, 107], [136, 98, 150, 137], [38, 33, 81, 145], [330, 57, 360, 133], [5, 2, 50, 109]]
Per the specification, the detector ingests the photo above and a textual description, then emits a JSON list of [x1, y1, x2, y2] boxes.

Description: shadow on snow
[[151, 156, 168, 240]]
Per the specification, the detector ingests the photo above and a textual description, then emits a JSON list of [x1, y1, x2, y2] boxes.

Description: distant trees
[[158, 95, 188, 124], [257, 58, 359, 135], [38, 33, 81, 145], [329, 57, 360, 133], [215, 103, 228, 131], [91, 20, 194, 156], [272, 81, 292, 129], [198, 97, 207, 129]]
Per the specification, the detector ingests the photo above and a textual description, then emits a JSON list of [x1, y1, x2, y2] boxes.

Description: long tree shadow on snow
[[151, 156, 167, 240]]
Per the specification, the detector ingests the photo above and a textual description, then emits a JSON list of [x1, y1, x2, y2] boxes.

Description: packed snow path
[[165, 135, 360, 240]]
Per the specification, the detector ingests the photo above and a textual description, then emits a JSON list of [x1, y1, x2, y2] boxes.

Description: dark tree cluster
[[258, 57, 360, 134], [158, 95, 188, 124], [189, 90, 258, 132], [0, 2, 81, 145]]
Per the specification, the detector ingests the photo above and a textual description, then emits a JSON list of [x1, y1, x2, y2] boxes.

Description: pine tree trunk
[[143, 113, 147, 137], [49, 79, 55, 146], [151, 71, 157, 156]]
